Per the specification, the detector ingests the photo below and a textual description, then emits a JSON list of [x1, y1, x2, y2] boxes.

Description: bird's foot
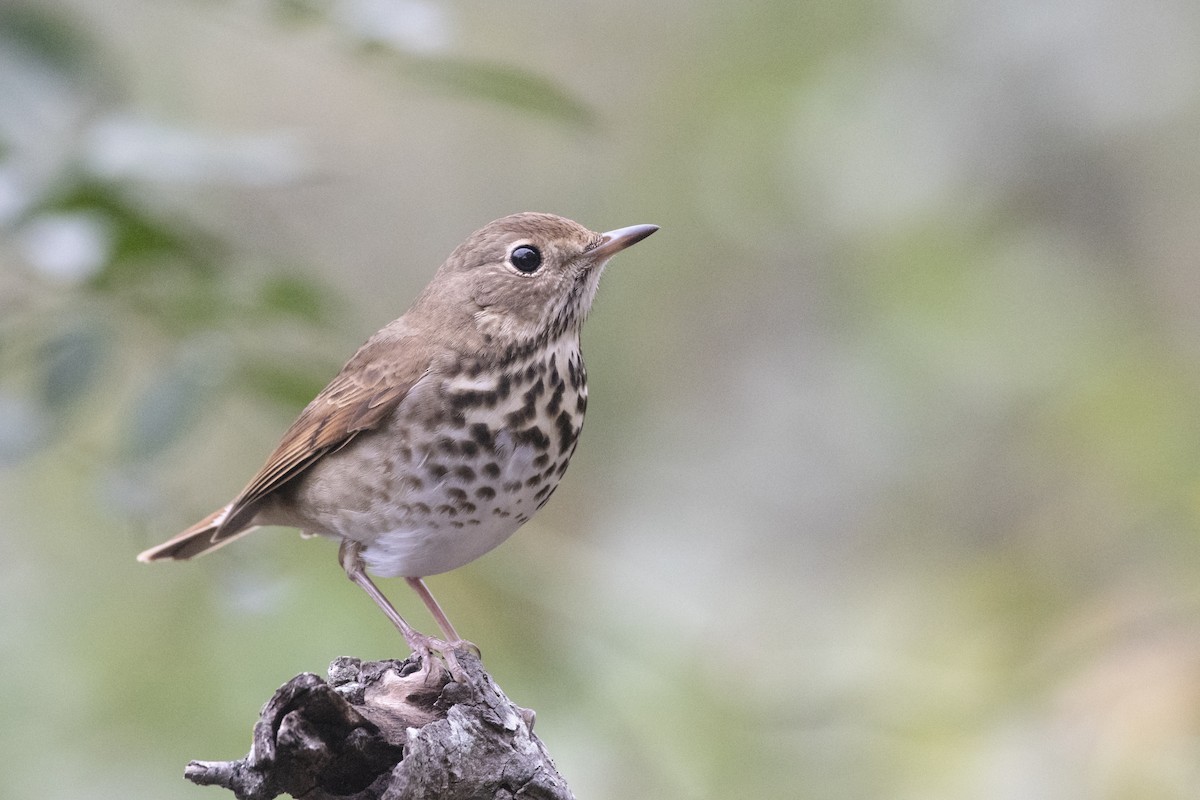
[[402, 632, 481, 683]]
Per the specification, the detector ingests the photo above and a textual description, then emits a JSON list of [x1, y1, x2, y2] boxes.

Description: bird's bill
[[589, 224, 659, 259]]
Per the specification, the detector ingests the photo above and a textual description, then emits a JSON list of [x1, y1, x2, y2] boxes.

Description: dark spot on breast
[[460, 502, 477, 514], [546, 383, 565, 415], [514, 426, 550, 450], [533, 453, 550, 468], [497, 374, 512, 400], [450, 521, 464, 529], [525, 474, 542, 487], [523, 378, 545, 405], [566, 355, 586, 391], [576, 394, 587, 414], [446, 487, 467, 501], [436, 437, 457, 455], [469, 423, 495, 448], [555, 411, 576, 454], [397, 475, 424, 492], [505, 404, 536, 426], [483, 462, 501, 479], [459, 440, 478, 457], [475, 486, 496, 501], [435, 504, 459, 517], [535, 482, 561, 508], [412, 502, 431, 515], [502, 480, 522, 493], [428, 463, 449, 480], [454, 465, 476, 482], [451, 388, 500, 410], [492, 508, 511, 518]]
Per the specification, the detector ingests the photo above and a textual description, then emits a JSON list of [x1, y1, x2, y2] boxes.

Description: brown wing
[[137, 324, 433, 563], [218, 328, 432, 534]]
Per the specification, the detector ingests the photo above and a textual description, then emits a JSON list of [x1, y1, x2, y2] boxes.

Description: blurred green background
[[3, 1, 1200, 797]]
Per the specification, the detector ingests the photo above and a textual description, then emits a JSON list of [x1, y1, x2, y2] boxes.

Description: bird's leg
[[337, 540, 445, 661], [406, 577, 482, 661], [405, 577, 461, 641]]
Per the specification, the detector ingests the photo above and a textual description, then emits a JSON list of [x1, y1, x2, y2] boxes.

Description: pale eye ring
[[510, 245, 542, 274]]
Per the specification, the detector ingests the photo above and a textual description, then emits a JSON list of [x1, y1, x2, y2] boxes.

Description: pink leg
[[338, 540, 442, 657], [406, 576, 461, 643]]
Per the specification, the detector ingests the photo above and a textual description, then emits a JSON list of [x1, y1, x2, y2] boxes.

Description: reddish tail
[[136, 505, 253, 562]]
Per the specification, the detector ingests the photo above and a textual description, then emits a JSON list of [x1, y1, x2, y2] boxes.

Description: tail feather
[[137, 505, 257, 562]]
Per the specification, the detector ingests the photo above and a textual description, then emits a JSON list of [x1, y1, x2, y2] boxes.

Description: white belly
[[352, 431, 543, 577]]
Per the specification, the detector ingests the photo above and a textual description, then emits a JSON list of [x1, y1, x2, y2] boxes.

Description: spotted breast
[[271, 333, 587, 578]]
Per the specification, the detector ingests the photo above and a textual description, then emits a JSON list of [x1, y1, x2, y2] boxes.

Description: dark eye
[[510, 245, 542, 274]]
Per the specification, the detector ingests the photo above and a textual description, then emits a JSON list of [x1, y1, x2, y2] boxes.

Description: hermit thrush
[[138, 213, 657, 658]]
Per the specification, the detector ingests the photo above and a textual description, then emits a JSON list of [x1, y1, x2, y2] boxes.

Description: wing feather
[[218, 327, 432, 534]]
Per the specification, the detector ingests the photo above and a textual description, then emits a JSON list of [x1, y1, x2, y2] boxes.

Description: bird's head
[[417, 212, 657, 349]]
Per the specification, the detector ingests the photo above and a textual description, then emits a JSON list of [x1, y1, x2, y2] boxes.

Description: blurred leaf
[[395, 55, 596, 128], [123, 368, 205, 459], [238, 357, 331, 409], [270, 0, 327, 26], [122, 338, 230, 459], [0, 5, 101, 79], [36, 177, 224, 290], [18, 210, 113, 283], [41, 321, 107, 409], [258, 274, 330, 324], [272, 0, 593, 125], [0, 390, 49, 465], [128, 275, 227, 333]]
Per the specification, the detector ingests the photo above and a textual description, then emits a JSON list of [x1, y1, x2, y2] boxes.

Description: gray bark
[[183, 648, 574, 800]]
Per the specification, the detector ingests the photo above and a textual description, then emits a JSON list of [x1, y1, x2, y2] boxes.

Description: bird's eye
[[510, 245, 542, 274]]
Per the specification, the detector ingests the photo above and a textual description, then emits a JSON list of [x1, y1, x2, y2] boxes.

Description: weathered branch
[[183, 648, 574, 800]]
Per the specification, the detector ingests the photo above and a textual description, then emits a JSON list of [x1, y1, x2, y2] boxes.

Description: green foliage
[[41, 179, 222, 290], [394, 55, 596, 128], [257, 274, 331, 325], [40, 320, 107, 410], [268, 0, 595, 126], [2, 167, 342, 463], [0, 5, 100, 77], [121, 344, 222, 459], [237, 357, 333, 409]]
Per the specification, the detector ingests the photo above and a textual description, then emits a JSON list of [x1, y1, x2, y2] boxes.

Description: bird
[[137, 212, 658, 660]]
